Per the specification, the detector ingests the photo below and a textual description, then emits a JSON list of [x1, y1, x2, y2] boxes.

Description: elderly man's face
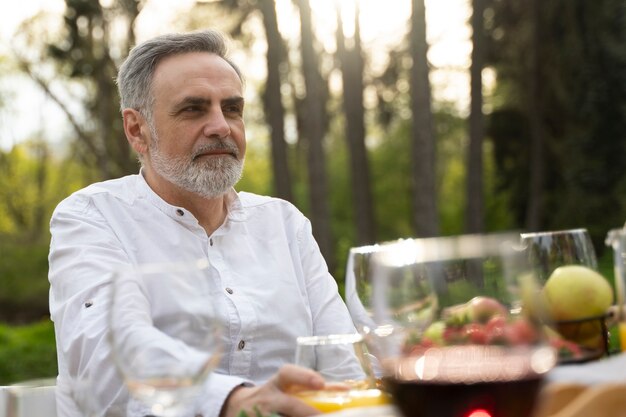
[[145, 51, 246, 199]]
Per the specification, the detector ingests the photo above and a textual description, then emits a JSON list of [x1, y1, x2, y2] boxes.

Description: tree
[[335, 4, 376, 245], [13, 0, 142, 180], [295, 0, 334, 268], [485, 0, 626, 247], [466, 0, 486, 233], [524, 0, 544, 231], [258, 0, 294, 202], [409, 0, 439, 237]]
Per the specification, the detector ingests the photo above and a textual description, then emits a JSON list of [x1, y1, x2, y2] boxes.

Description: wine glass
[[520, 228, 609, 361], [345, 244, 381, 335], [68, 371, 126, 417], [370, 233, 557, 417], [291, 333, 390, 413], [345, 241, 408, 367], [520, 228, 598, 282], [109, 259, 222, 417]]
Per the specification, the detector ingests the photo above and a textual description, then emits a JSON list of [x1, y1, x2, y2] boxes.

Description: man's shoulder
[[237, 191, 304, 217], [55, 174, 140, 212], [235, 191, 309, 234], [238, 191, 296, 209]]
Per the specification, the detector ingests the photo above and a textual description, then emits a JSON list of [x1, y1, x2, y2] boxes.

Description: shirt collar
[[224, 188, 246, 222]]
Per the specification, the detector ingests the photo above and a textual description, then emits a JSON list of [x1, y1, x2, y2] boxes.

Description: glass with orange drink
[[292, 334, 391, 413], [606, 228, 626, 352]]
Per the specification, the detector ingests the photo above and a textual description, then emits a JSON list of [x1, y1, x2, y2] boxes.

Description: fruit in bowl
[[401, 294, 591, 363], [403, 296, 542, 354]]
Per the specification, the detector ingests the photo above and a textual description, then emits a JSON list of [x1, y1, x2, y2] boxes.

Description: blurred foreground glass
[[292, 333, 390, 413], [521, 228, 610, 362], [370, 233, 557, 417], [606, 228, 626, 352], [109, 260, 221, 417]]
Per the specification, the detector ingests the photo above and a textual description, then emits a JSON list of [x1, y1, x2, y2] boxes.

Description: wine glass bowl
[[345, 244, 381, 335], [109, 259, 222, 417], [520, 228, 611, 362], [345, 240, 421, 366], [368, 233, 556, 417], [520, 228, 598, 281]]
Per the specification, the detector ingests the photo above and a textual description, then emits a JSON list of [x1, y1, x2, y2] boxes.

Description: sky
[[0, 0, 472, 152]]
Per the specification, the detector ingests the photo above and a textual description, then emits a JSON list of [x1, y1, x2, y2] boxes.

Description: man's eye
[[224, 105, 243, 114], [184, 106, 202, 112]]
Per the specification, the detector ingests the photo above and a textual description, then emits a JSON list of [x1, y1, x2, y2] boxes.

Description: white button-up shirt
[[48, 173, 357, 417]]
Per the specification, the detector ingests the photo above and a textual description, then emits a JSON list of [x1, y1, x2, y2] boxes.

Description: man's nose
[[202, 108, 231, 138]]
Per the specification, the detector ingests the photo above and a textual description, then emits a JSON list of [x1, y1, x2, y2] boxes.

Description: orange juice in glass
[[606, 228, 626, 352], [619, 322, 626, 351], [293, 334, 389, 413]]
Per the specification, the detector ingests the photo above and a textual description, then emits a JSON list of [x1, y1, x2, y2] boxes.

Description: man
[[48, 30, 358, 417]]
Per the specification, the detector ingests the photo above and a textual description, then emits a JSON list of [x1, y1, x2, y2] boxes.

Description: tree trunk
[[409, 0, 439, 237], [259, 0, 294, 202], [335, 5, 376, 245], [525, 0, 544, 231], [296, 0, 334, 269], [466, 0, 486, 233]]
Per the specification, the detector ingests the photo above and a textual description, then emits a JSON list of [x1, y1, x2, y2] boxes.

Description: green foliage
[[0, 141, 89, 241], [0, 242, 51, 323], [0, 320, 57, 384], [237, 135, 272, 197], [0, 141, 91, 322], [369, 120, 413, 241]]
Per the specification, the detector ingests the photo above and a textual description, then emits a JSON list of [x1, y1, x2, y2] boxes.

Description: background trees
[[0, 0, 624, 383], [485, 0, 626, 247]]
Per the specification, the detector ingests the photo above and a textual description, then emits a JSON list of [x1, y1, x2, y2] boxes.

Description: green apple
[[422, 321, 446, 345], [543, 265, 613, 322]]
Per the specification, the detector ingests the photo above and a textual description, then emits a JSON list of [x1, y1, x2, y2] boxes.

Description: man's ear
[[123, 108, 149, 155]]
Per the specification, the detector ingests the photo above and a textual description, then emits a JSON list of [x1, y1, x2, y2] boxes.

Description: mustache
[[192, 140, 240, 160]]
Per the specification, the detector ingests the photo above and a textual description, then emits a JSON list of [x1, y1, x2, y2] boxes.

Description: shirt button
[[238, 340, 246, 350], [210, 238, 214, 246], [225, 287, 233, 295], [176, 209, 184, 216]]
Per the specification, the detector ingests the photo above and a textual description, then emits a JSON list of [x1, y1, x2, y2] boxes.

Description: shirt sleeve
[[49, 194, 133, 414], [296, 218, 358, 336]]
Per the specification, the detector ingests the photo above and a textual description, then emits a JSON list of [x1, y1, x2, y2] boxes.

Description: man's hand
[[222, 364, 324, 417]]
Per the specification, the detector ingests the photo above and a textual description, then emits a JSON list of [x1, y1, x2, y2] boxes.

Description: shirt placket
[[208, 232, 257, 377]]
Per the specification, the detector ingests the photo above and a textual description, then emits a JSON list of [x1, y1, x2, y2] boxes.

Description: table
[[321, 353, 626, 417]]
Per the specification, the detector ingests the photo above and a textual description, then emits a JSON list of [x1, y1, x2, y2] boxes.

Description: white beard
[[148, 128, 243, 199]]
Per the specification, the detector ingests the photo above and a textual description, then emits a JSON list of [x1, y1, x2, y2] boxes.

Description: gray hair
[[116, 30, 243, 123]]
